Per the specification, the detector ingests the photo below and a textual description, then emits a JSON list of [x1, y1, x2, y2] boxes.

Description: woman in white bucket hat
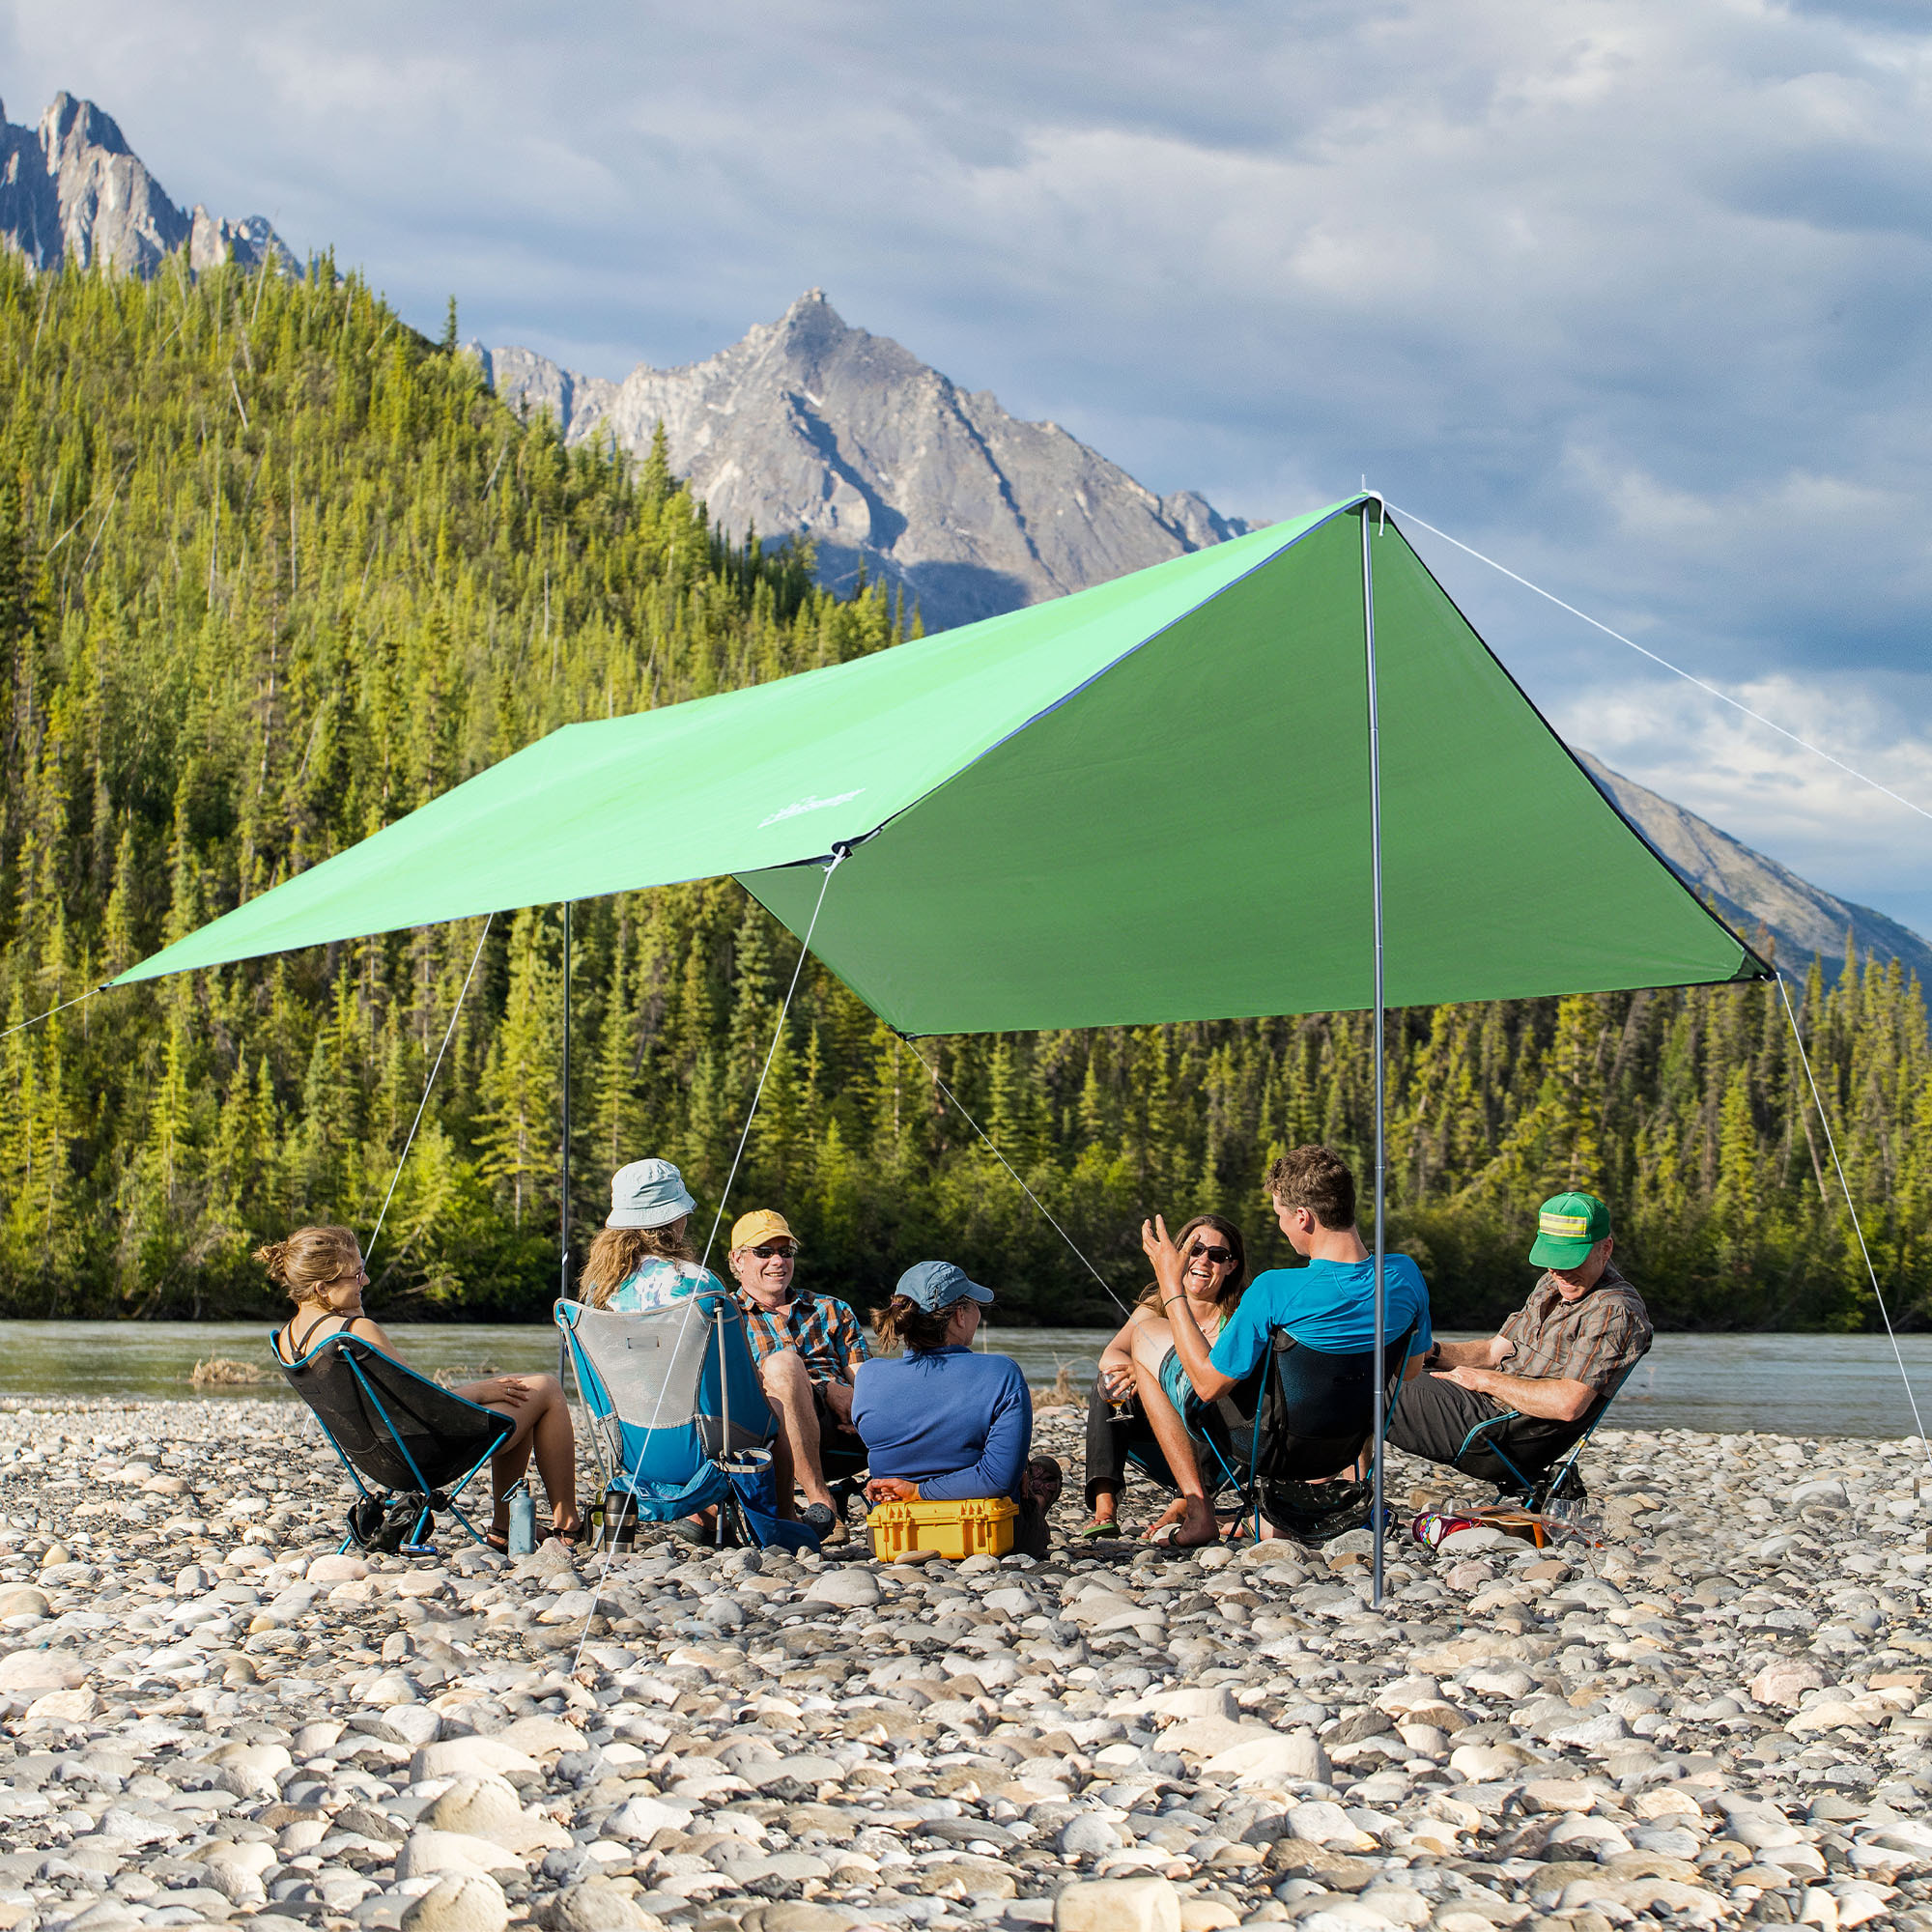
[[579, 1158, 728, 1313]]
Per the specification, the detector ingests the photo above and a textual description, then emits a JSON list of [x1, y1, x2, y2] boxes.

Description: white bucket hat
[[607, 1158, 697, 1230]]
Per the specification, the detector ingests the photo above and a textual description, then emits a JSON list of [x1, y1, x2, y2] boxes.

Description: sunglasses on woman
[[1188, 1242, 1236, 1266], [750, 1241, 796, 1259]]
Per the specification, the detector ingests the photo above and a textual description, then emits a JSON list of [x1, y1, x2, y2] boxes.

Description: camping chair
[[1445, 1362, 1636, 1510], [274, 1331, 512, 1554], [555, 1293, 818, 1551], [1234, 1323, 1418, 1544], [1115, 1369, 1267, 1510]]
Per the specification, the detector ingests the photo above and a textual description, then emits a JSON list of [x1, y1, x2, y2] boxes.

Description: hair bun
[[253, 1238, 292, 1284]]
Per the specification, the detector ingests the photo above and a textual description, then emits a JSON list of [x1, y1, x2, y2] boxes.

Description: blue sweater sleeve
[[917, 1363, 1033, 1502]]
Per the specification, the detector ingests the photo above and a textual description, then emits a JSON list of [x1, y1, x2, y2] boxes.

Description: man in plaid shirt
[[728, 1209, 869, 1544], [1388, 1190, 1650, 1492]]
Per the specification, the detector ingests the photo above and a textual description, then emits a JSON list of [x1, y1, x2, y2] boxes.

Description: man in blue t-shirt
[[1136, 1145, 1433, 1546]]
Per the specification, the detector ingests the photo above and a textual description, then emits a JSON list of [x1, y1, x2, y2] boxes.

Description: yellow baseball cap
[[730, 1208, 799, 1251]]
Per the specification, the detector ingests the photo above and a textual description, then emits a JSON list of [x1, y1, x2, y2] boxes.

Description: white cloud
[[3, 0, 1930, 927], [1554, 667, 1932, 929]]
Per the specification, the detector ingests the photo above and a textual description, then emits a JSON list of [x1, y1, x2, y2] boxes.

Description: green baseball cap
[[1529, 1191, 1612, 1267]]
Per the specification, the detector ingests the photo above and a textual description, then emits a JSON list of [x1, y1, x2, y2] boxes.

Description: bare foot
[[1147, 1495, 1219, 1548], [1144, 1497, 1186, 1541]]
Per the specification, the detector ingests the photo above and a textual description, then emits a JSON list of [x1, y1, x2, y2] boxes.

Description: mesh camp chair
[[275, 1331, 513, 1554], [555, 1294, 817, 1551], [1111, 1370, 1267, 1510], [1235, 1323, 1419, 1544], [1444, 1362, 1636, 1509]]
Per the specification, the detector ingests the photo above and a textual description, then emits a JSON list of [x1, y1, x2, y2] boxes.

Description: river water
[[1, 1321, 1930, 1438]]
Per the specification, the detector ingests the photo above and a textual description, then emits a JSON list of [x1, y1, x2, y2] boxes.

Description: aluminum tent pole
[[560, 900, 572, 1308], [1360, 499, 1388, 1610]]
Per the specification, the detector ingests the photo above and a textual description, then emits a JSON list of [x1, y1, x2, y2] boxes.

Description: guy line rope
[[1386, 500, 1932, 827], [1391, 497, 1930, 1449], [575, 848, 844, 1669], [366, 915, 494, 1270]]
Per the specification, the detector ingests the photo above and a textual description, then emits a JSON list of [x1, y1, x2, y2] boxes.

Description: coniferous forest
[[0, 253, 1925, 1331]]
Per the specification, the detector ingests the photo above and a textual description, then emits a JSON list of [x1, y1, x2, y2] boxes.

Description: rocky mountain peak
[[41, 91, 131, 163], [0, 91, 291, 278], [485, 292, 1250, 630]]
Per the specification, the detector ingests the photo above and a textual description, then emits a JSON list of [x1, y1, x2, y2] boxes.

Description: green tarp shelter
[[123, 491, 1770, 1590], [121, 495, 1767, 1017]]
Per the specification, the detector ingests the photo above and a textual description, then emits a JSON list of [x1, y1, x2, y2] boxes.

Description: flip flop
[[1025, 1456, 1065, 1511], [1076, 1517, 1122, 1539]]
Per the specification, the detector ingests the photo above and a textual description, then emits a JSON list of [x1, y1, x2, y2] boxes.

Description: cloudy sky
[[8, 0, 1932, 935]]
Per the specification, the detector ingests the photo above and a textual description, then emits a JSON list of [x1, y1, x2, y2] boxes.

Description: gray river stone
[[2, 1396, 1931, 1930]]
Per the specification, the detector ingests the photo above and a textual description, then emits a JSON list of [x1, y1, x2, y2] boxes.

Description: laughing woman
[[1081, 1212, 1247, 1545]]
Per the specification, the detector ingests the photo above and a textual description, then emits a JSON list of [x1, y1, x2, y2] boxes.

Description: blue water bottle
[[507, 1482, 536, 1555]]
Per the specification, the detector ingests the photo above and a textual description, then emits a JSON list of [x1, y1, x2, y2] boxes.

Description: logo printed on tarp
[[1539, 1211, 1590, 1238], [759, 790, 865, 829]]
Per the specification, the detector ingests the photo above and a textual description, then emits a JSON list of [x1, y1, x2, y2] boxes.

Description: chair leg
[[445, 1500, 492, 1548]]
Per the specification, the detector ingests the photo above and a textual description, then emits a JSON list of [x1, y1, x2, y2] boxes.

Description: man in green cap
[[1386, 1190, 1650, 1492]]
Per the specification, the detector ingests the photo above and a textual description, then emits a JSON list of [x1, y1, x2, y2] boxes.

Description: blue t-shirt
[[852, 1348, 1033, 1503], [1208, 1255, 1433, 1380]]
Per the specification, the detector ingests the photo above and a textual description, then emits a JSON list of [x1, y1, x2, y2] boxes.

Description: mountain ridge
[[478, 289, 1250, 632], [1577, 753, 1930, 990]]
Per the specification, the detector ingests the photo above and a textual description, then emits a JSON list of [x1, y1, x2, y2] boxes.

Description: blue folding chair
[[1445, 1363, 1636, 1508], [275, 1331, 512, 1554], [556, 1293, 818, 1551]]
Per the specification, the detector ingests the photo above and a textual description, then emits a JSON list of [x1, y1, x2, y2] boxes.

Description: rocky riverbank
[[1, 1399, 1930, 1932]]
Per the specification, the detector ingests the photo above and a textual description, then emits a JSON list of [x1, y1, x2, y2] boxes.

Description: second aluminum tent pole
[[560, 900, 572, 1306], [1360, 498, 1388, 1610]]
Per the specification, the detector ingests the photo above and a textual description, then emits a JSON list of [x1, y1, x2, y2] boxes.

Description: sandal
[[1024, 1457, 1064, 1511], [1076, 1516, 1122, 1539], [547, 1516, 587, 1549]]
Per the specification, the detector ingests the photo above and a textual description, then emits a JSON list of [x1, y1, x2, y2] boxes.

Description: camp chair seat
[[556, 1294, 817, 1550], [1448, 1363, 1635, 1509], [1240, 1324, 1417, 1544], [1118, 1370, 1266, 1505], [275, 1331, 512, 1553]]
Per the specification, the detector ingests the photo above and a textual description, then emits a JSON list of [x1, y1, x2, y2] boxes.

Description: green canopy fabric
[[119, 495, 1768, 1027]]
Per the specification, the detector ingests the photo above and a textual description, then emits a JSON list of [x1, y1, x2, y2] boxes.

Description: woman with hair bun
[[267, 1225, 582, 1550], [852, 1262, 1061, 1556]]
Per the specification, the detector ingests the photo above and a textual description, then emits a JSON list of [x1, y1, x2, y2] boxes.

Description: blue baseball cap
[[895, 1260, 995, 1314]]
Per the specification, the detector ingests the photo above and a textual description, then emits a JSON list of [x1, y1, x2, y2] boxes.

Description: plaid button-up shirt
[[1499, 1263, 1652, 1392], [737, 1287, 871, 1384]]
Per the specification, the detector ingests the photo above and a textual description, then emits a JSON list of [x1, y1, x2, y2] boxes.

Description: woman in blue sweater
[[853, 1261, 1061, 1554]]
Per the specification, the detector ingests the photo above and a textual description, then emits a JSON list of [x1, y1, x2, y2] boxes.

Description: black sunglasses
[[1188, 1242, 1236, 1266], [750, 1241, 796, 1259]]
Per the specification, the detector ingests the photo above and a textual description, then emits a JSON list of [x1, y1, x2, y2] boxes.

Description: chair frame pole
[[1360, 497, 1389, 1609], [1451, 1362, 1635, 1505]]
